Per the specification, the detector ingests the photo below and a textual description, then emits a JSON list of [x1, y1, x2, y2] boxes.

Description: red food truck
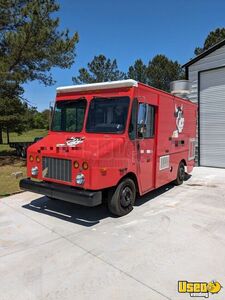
[[20, 80, 197, 216]]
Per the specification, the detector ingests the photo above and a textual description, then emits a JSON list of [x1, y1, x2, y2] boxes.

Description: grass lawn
[[0, 129, 48, 196], [0, 157, 27, 197], [0, 129, 48, 155], [2, 128, 48, 143]]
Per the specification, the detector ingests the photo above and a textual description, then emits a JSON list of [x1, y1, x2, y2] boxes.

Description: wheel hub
[[120, 186, 132, 207]]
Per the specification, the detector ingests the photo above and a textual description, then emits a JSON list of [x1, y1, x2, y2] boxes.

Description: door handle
[[137, 142, 140, 151]]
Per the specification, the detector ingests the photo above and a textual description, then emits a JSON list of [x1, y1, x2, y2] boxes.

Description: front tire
[[174, 161, 185, 185], [108, 178, 136, 217]]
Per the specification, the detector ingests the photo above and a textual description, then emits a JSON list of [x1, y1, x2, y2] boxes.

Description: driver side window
[[137, 103, 155, 138]]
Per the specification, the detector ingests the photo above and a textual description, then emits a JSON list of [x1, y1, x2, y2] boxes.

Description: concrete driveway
[[0, 167, 225, 300]]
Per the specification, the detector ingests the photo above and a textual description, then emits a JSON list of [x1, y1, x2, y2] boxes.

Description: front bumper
[[20, 178, 102, 207]]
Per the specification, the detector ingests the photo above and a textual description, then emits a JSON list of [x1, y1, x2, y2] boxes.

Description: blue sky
[[23, 0, 225, 111]]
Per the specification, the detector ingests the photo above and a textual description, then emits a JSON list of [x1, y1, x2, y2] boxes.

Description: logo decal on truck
[[56, 137, 85, 147], [65, 137, 85, 146], [173, 104, 184, 137]]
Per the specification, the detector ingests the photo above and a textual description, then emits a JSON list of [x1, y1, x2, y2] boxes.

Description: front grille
[[42, 157, 72, 182]]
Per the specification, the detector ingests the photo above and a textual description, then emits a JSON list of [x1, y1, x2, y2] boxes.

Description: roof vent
[[170, 80, 190, 99]]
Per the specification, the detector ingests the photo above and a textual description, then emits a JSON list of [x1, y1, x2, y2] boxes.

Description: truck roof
[[56, 79, 138, 93], [56, 79, 197, 107]]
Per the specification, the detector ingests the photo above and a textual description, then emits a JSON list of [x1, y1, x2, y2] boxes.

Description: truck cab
[[20, 80, 197, 216]]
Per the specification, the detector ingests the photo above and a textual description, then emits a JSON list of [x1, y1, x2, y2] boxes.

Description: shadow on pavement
[[135, 183, 175, 206], [135, 173, 191, 206], [22, 174, 191, 226], [22, 196, 110, 227]]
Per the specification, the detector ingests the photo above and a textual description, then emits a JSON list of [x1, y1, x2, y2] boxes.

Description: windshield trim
[[51, 98, 87, 133], [85, 96, 130, 134]]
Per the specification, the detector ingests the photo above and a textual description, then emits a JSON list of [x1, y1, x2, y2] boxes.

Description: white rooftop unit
[[57, 79, 138, 93], [170, 80, 190, 99]]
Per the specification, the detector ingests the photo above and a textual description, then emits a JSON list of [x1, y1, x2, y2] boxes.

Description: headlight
[[31, 166, 38, 176], [76, 173, 85, 185], [29, 155, 34, 162]]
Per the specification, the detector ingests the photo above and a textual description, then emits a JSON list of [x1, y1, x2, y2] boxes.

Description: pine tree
[[194, 28, 225, 56], [127, 59, 148, 84], [0, 0, 79, 143], [147, 55, 184, 92], [72, 55, 126, 84]]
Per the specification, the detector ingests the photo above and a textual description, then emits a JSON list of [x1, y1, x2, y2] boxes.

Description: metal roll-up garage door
[[199, 67, 225, 168]]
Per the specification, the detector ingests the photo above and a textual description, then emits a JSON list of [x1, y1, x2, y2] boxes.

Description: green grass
[[0, 157, 27, 197], [2, 128, 48, 143], [0, 129, 48, 155], [0, 129, 48, 196], [0, 144, 13, 155]]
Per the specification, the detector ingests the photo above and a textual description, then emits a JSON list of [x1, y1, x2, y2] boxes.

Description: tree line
[[72, 54, 184, 92], [1, 0, 225, 144], [0, 95, 51, 141]]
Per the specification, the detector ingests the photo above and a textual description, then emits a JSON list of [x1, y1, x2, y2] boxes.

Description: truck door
[[136, 102, 156, 193]]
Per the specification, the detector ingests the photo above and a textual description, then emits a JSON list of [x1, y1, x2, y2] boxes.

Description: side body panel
[[132, 83, 197, 194], [155, 92, 197, 188]]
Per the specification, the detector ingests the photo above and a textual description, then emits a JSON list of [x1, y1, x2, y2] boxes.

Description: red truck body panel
[[26, 81, 197, 196]]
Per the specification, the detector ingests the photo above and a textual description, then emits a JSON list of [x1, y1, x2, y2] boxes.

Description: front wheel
[[174, 162, 185, 185], [108, 178, 136, 217]]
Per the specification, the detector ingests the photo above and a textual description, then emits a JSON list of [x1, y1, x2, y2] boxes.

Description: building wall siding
[[187, 44, 225, 164], [188, 44, 225, 104]]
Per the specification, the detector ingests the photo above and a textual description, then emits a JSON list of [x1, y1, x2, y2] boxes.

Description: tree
[[127, 59, 148, 84], [41, 109, 51, 129], [0, 82, 26, 143], [72, 55, 126, 84], [0, 0, 79, 143], [24, 106, 39, 130], [0, 0, 79, 86], [73, 54, 184, 94], [33, 109, 50, 129], [0, 97, 27, 144], [194, 28, 225, 56], [147, 55, 184, 92]]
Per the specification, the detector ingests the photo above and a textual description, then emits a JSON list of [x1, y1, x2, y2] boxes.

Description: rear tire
[[16, 147, 21, 157], [108, 178, 136, 217], [174, 162, 185, 185], [21, 147, 27, 158]]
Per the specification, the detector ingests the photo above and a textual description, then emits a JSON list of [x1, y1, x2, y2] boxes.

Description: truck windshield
[[86, 97, 130, 133], [51, 99, 87, 132]]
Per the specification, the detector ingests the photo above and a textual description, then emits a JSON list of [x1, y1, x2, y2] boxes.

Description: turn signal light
[[82, 161, 88, 170], [74, 161, 79, 169], [100, 168, 107, 175], [36, 156, 40, 163], [29, 155, 34, 162]]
